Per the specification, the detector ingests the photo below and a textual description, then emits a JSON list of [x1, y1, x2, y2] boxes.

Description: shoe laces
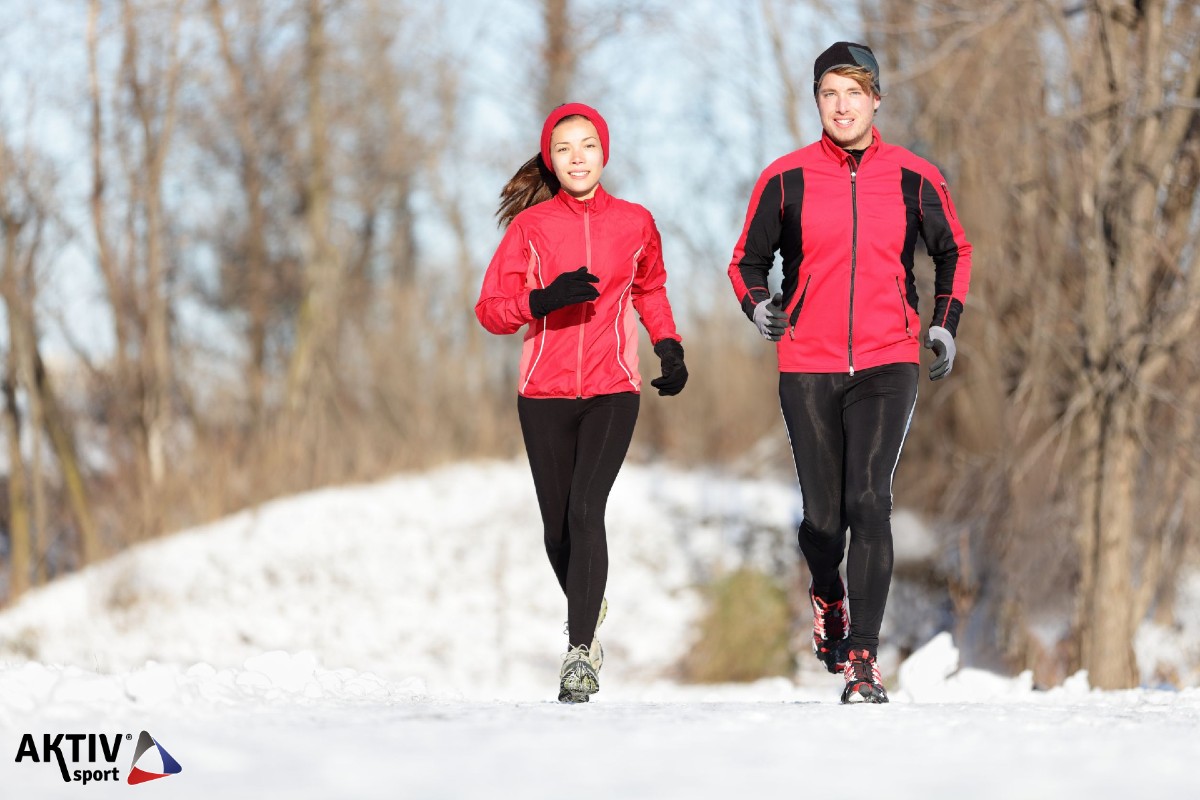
[[562, 644, 592, 666], [843, 649, 882, 685], [810, 585, 847, 641]]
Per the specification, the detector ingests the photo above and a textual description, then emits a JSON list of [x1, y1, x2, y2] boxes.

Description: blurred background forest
[[0, 0, 1197, 690]]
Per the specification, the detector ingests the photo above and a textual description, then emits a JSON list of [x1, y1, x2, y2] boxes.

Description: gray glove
[[924, 325, 956, 380], [753, 292, 787, 341]]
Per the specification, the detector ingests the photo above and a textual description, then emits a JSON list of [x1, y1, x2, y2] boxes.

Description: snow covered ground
[[0, 460, 1196, 798]]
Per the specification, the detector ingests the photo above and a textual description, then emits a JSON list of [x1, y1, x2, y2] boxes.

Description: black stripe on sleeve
[[919, 177, 962, 335], [899, 168, 922, 314], [738, 174, 784, 320], [777, 169, 806, 306]]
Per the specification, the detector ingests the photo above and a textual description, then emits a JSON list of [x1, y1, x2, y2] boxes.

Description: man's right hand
[[529, 266, 601, 318], [753, 292, 787, 341]]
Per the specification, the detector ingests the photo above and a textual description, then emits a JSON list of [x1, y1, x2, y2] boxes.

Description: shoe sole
[[841, 684, 889, 704], [558, 691, 590, 704]]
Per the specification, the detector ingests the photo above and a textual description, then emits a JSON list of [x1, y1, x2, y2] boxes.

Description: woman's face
[[549, 117, 604, 200]]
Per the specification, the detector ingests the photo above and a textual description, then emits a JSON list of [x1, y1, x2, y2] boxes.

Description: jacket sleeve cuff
[[930, 297, 964, 338], [740, 288, 770, 322]]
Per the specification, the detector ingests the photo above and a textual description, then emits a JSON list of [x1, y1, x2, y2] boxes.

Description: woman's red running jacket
[[476, 185, 681, 399]]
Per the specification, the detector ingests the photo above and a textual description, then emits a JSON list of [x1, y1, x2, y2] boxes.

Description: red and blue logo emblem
[[127, 731, 182, 785]]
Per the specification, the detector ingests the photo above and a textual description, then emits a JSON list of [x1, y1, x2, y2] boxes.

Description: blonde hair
[[821, 65, 882, 98]]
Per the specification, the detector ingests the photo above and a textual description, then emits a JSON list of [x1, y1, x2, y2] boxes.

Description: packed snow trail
[[5, 664, 1197, 800], [1, 461, 1197, 798]]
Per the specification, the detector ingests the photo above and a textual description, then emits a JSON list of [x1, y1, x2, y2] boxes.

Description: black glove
[[529, 266, 600, 318], [650, 339, 688, 396]]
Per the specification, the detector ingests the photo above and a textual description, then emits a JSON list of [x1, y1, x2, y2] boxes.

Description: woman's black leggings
[[779, 363, 918, 654], [518, 392, 639, 648]]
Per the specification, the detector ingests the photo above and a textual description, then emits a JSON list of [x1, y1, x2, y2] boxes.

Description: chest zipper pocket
[[895, 276, 912, 337], [788, 275, 812, 340]]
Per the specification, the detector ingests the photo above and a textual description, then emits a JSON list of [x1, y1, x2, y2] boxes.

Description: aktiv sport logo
[[14, 729, 182, 786], [128, 730, 183, 785]]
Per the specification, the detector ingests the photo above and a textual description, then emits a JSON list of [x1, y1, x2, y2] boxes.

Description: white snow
[[0, 460, 1196, 798]]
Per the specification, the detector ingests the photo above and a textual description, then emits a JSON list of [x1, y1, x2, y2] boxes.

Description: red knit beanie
[[540, 102, 609, 169]]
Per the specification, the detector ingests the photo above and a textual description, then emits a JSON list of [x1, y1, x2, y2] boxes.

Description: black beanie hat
[[813, 41, 881, 95]]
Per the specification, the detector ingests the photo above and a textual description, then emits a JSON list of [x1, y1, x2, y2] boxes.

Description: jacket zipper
[[787, 275, 812, 340], [895, 276, 911, 336], [578, 201, 592, 398], [848, 163, 858, 376]]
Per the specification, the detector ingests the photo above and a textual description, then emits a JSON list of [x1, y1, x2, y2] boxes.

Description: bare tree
[[866, 0, 1200, 688], [204, 0, 282, 424], [87, 0, 187, 540], [0, 124, 101, 591], [1065, 0, 1200, 689], [0, 142, 37, 594], [285, 0, 343, 436]]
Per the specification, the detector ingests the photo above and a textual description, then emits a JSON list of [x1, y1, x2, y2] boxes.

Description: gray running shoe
[[558, 644, 600, 703], [563, 597, 608, 672]]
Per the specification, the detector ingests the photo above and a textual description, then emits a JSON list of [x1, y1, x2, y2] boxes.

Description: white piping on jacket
[[520, 241, 547, 394], [612, 247, 640, 391]]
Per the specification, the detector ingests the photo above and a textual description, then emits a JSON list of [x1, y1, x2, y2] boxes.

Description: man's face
[[817, 72, 880, 151]]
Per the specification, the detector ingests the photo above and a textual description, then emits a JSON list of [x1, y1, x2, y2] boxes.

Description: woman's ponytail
[[496, 153, 560, 228]]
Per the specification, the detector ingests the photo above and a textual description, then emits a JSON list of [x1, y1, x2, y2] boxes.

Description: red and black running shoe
[[809, 578, 848, 673], [840, 648, 889, 704]]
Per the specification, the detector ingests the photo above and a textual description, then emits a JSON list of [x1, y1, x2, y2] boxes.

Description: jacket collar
[[554, 183, 611, 215], [819, 126, 883, 166]]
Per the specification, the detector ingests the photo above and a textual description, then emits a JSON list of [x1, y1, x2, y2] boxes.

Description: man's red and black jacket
[[728, 127, 972, 374]]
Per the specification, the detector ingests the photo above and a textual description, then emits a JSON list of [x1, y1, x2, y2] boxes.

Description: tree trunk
[[122, 0, 184, 536], [540, 0, 574, 114], [35, 352, 102, 565], [1, 367, 31, 600], [88, 0, 142, 546], [1078, 389, 1141, 688], [287, 0, 341, 422], [0, 140, 38, 594], [207, 0, 271, 423]]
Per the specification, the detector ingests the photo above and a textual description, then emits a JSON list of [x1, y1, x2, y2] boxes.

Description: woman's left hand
[[650, 339, 688, 396]]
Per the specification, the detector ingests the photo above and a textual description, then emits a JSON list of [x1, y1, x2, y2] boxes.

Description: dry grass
[[679, 568, 796, 684]]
